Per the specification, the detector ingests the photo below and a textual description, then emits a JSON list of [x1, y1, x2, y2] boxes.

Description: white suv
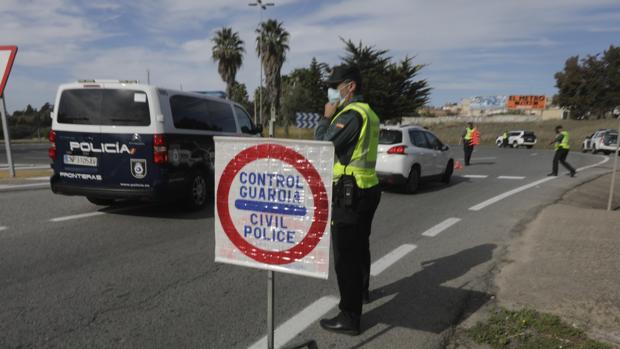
[[376, 125, 454, 193], [495, 130, 537, 148]]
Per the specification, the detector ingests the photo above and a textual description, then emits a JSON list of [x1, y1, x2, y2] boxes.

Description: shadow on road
[[355, 244, 496, 346]]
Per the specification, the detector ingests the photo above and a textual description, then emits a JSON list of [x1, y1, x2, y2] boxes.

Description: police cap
[[325, 64, 362, 88]]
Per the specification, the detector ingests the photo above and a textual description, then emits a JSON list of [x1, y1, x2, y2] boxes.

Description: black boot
[[319, 311, 360, 336]]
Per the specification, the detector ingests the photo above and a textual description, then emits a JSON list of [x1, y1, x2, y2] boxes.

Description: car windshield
[[379, 129, 403, 144]]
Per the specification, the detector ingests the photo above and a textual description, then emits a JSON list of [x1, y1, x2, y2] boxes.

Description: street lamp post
[[248, 0, 274, 127]]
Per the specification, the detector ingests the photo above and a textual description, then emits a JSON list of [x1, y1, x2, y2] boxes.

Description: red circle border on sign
[[216, 143, 329, 265]]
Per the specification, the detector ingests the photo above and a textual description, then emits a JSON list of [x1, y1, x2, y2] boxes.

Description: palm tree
[[212, 27, 245, 97], [256, 19, 290, 127]]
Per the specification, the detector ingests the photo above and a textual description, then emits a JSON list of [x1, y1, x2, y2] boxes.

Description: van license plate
[[63, 155, 98, 167]]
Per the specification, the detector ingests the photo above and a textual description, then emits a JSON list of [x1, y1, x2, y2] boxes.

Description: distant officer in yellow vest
[[315, 64, 381, 336], [462, 122, 479, 165], [548, 125, 576, 177]]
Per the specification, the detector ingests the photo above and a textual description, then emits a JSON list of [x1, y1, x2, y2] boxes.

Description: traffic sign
[[295, 112, 322, 128], [0, 46, 17, 97], [214, 137, 334, 279]]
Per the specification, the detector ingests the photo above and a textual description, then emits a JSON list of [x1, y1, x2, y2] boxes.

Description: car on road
[[49, 80, 262, 209], [495, 130, 537, 148], [591, 131, 618, 155], [583, 129, 616, 154], [376, 125, 454, 193]]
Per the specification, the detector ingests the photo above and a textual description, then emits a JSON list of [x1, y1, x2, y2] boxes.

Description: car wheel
[[496, 140, 502, 148], [512, 142, 519, 148], [526, 145, 533, 149], [604, 150, 611, 155], [87, 197, 116, 206], [442, 160, 453, 184], [404, 165, 420, 194], [186, 171, 208, 210]]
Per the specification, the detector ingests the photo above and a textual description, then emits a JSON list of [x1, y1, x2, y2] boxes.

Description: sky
[[1, 0, 620, 113]]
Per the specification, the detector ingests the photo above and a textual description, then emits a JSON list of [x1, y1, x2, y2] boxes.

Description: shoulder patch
[[335, 123, 345, 128]]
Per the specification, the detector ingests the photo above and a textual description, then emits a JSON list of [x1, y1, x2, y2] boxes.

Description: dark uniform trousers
[[331, 184, 381, 316], [463, 142, 474, 165], [552, 148, 575, 175]]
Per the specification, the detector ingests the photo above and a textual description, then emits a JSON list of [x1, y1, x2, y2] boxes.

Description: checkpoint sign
[[214, 137, 334, 279], [0, 46, 17, 97]]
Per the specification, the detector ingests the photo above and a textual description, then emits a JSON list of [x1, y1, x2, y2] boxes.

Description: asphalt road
[[0, 146, 613, 349], [0, 143, 50, 167]]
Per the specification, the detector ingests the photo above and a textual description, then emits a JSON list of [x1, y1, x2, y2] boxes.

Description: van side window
[[170, 95, 236, 132], [234, 105, 254, 133]]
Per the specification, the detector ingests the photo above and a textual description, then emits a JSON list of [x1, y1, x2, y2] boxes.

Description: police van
[[49, 80, 262, 209]]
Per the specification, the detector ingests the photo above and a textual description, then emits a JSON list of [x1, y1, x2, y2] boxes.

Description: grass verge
[[466, 307, 611, 349], [0, 168, 51, 180]]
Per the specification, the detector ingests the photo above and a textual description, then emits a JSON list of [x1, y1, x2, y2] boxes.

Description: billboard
[[469, 96, 507, 110], [507, 95, 546, 110]]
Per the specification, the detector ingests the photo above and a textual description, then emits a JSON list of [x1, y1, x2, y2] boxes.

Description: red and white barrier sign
[[214, 137, 334, 279], [0, 46, 17, 97]]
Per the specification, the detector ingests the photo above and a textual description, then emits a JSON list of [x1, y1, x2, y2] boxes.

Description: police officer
[[548, 125, 576, 177], [315, 64, 381, 336], [502, 130, 509, 148], [462, 122, 477, 165]]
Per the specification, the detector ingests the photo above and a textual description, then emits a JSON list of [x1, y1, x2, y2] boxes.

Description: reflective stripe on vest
[[330, 102, 380, 189], [556, 131, 570, 150]]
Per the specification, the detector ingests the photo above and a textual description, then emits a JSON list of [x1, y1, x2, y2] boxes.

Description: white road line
[[247, 296, 339, 349], [531, 153, 538, 156], [370, 244, 417, 276], [50, 212, 105, 222], [25, 176, 50, 181], [462, 175, 488, 179], [469, 155, 610, 212], [497, 176, 525, 180], [0, 183, 49, 191], [421, 218, 461, 237], [576, 154, 609, 172], [248, 243, 418, 348], [469, 177, 556, 211], [0, 226, 7, 232]]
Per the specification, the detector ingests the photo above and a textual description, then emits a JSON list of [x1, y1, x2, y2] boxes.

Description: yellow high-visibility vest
[[556, 131, 570, 150], [330, 102, 380, 189]]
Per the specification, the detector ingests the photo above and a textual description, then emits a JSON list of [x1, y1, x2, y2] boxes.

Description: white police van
[[49, 80, 261, 209]]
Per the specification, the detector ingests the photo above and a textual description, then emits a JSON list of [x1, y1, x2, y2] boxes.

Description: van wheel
[[442, 161, 453, 184], [186, 171, 208, 210], [87, 197, 115, 206], [404, 166, 420, 194]]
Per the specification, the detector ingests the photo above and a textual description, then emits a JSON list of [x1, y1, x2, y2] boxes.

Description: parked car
[[584, 129, 616, 154], [592, 131, 618, 155], [376, 125, 454, 193], [49, 80, 261, 209], [495, 130, 537, 148]]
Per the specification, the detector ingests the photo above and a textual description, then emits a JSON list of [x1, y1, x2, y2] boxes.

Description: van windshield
[[58, 89, 150, 126]]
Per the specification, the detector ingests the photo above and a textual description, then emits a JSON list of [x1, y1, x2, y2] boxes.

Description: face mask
[[327, 88, 341, 104], [327, 82, 351, 105]]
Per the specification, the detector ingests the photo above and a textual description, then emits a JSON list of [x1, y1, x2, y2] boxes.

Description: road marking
[[0, 183, 49, 191], [531, 153, 538, 156], [248, 296, 339, 349], [49, 204, 156, 223], [50, 211, 106, 222], [370, 244, 417, 276], [497, 176, 525, 180], [462, 175, 488, 179], [0, 226, 6, 232], [576, 154, 609, 172], [421, 218, 461, 237], [249, 243, 418, 348], [25, 176, 50, 181], [469, 177, 556, 211]]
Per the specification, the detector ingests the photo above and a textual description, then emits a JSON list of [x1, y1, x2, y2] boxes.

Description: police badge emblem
[[130, 159, 147, 179]]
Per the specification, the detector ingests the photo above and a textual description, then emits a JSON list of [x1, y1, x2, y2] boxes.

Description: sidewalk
[[495, 172, 620, 345]]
